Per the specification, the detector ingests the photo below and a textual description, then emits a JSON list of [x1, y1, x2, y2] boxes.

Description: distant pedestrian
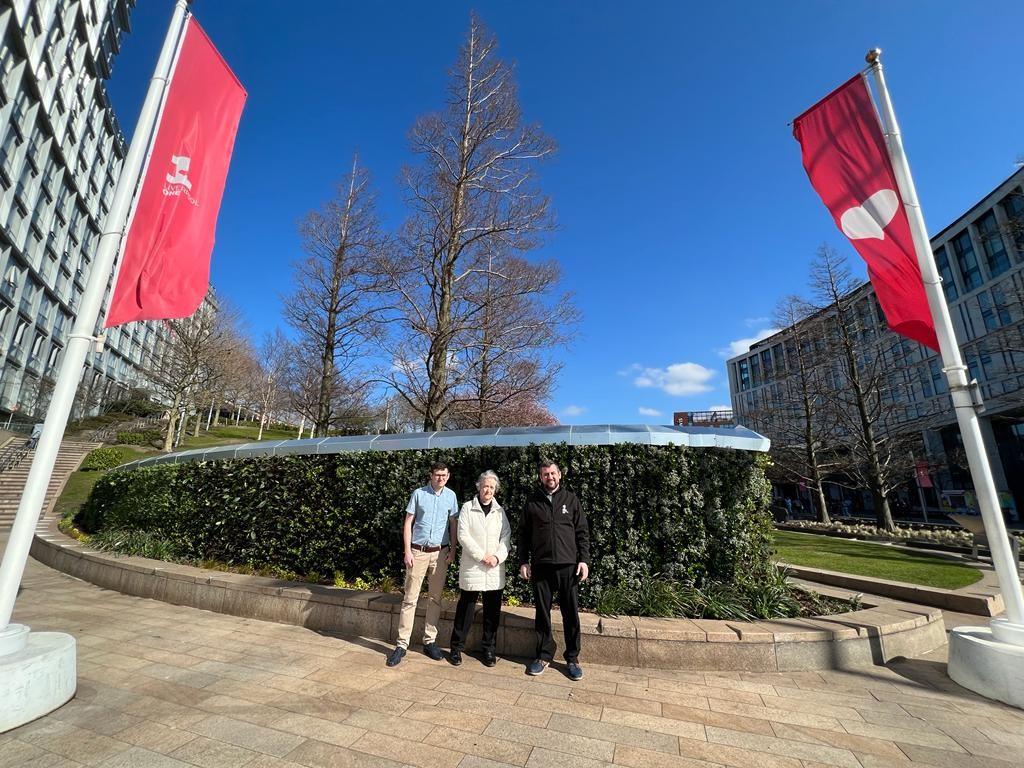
[[448, 470, 511, 668], [783, 497, 793, 520], [27, 423, 43, 448], [518, 460, 590, 681], [387, 462, 459, 667]]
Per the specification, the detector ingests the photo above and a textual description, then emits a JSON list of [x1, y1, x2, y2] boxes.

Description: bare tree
[[376, 15, 558, 430], [255, 329, 291, 440], [810, 245, 923, 531], [146, 294, 244, 451], [282, 337, 373, 436], [283, 154, 384, 437], [747, 295, 838, 524], [447, 250, 577, 427]]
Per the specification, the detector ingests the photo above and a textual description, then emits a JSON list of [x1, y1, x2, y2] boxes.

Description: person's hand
[[519, 563, 531, 580], [445, 547, 455, 565], [403, 551, 414, 569], [576, 562, 589, 581], [482, 554, 497, 567]]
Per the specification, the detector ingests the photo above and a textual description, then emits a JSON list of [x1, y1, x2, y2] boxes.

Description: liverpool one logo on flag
[[792, 74, 938, 351], [105, 17, 246, 327]]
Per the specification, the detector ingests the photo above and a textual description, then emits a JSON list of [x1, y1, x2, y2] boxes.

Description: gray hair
[[476, 470, 500, 491]]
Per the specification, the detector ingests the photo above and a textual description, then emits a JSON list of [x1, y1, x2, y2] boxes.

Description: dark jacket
[[518, 485, 590, 566]]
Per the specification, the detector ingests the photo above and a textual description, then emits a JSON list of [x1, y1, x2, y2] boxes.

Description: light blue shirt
[[407, 484, 459, 547]]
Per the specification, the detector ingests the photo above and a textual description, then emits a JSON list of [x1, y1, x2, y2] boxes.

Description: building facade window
[[976, 210, 1010, 277], [934, 245, 958, 301], [1000, 189, 1024, 255], [951, 230, 982, 291]]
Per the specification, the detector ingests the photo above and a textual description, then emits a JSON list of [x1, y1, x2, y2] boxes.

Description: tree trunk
[[163, 392, 181, 452]]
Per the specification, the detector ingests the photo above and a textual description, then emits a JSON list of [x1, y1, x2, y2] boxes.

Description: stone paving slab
[[3, 551, 1024, 767]]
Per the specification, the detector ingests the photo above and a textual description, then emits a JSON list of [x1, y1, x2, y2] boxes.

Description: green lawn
[[52, 470, 105, 522], [773, 529, 983, 590], [171, 424, 299, 451]]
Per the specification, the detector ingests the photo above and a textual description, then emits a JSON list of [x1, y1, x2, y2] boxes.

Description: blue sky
[[106, 1, 1024, 425]]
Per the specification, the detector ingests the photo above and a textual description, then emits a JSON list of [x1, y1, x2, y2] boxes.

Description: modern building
[[0, 0, 175, 423], [728, 166, 1024, 517]]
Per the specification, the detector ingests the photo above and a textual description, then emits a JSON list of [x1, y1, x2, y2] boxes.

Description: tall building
[[0, 0, 173, 422], [728, 166, 1024, 517]]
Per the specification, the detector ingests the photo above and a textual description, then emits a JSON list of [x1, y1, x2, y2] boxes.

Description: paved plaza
[[4, 551, 1024, 768]]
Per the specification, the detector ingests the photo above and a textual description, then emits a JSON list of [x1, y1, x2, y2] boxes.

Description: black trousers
[[449, 589, 502, 652], [531, 563, 580, 663]]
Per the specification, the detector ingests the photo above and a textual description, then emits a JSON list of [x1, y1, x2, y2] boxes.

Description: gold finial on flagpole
[[865, 48, 882, 65]]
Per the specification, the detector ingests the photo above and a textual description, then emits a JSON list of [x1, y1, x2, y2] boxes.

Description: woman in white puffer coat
[[448, 470, 511, 667]]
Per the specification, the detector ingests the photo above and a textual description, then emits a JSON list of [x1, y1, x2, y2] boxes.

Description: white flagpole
[[865, 49, 1024, 640], [0, 1, 192, 635]]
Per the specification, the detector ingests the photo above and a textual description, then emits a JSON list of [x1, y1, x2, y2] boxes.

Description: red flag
[[793, 75, 938, 351], [106, 18, 246, 327]]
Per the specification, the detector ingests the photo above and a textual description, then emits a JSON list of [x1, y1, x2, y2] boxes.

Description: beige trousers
[[396, 548, 448, 648]]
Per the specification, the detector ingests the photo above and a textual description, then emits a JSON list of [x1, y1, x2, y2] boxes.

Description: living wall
[[77, 443, 774, 609]]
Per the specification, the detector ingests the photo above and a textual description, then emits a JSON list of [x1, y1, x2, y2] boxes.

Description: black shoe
[[423, 642, 443, 661], [386, 646, 406, 667], [483, 650, 496, 667], [449, 649, 463, 666]]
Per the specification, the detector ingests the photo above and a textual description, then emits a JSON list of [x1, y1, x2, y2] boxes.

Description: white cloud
[[633, 363, 715, 396], [720, 328, 780, 358], [638, 407, 662, 417], [561, 404, 586, 417], [617, 363, 642, 377], [745, 316, 771, 328]]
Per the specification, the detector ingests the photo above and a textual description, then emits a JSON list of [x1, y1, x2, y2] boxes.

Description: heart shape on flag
[[840, 189, 899, 240]]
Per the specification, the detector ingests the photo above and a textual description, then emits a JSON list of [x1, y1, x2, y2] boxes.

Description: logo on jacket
[[561, 505, 568, 515]]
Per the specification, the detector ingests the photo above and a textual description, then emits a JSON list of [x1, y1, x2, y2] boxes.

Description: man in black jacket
[[518, 460, 590, 680]]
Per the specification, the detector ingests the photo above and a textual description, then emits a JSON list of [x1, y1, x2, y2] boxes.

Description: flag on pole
[[792, 75, 939, 351], [105, 17, 246, 327]]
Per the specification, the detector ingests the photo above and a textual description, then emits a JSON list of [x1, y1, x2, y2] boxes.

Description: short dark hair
[[538, 459, 559, 472], [430, 462, 449, 473]]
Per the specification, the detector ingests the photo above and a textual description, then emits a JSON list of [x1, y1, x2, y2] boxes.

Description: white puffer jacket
[[457, 496, 512, 592]]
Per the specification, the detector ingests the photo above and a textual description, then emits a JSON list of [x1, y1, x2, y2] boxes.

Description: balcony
[[0, 279, 15, 300]]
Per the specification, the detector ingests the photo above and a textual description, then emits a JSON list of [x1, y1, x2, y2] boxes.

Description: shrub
[[104, 399, 164, 418], [78, 443, 774, 610], [115, 429, 163, 446], [79, 447, 135, 472]]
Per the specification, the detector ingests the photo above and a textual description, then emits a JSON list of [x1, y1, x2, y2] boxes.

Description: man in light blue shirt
[[387, 462, 459, 667]]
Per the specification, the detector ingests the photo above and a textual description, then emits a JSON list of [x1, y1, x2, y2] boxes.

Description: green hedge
[[79, 446, 137, 471], [115, 429, 163, 446], [77, 444, 773, 609]]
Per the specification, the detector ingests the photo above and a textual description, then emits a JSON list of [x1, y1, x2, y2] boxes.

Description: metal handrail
[[0, 439, 32, 472]]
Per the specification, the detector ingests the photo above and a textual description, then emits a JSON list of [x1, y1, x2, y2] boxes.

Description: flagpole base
[[948, 624, 1024, 711], [0, 625, 76, 733]]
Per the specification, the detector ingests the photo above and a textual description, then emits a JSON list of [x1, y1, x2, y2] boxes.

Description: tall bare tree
[[448, 250, 577, 427], [255, 329, 292, 440], [749, 295, 838, 523], [283, 155, 383, 436], [376, 15, 559, 430], [146, 293, 243, 451], [810, 245, 923, 530]]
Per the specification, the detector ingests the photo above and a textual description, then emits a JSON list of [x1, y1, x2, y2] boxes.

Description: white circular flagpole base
[[948, 625, 1024, 711], [0, 625, 76, 733]]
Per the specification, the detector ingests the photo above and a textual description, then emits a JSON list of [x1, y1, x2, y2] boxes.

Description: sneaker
[[526, 659, 546, 676], [483, 650, 496, 667], [566, 661, 583, 681], [449, 649, 463, 666], [423, 642, 444, 661], [386, 646, 406, 667]]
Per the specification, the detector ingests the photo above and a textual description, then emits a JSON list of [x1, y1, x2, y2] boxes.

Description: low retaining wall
[[32, 520, 947, 672], [783, 563, 1004, 616]]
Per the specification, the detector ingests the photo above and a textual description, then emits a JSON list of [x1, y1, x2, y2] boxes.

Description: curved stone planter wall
[[32, 517, 946, 672]]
